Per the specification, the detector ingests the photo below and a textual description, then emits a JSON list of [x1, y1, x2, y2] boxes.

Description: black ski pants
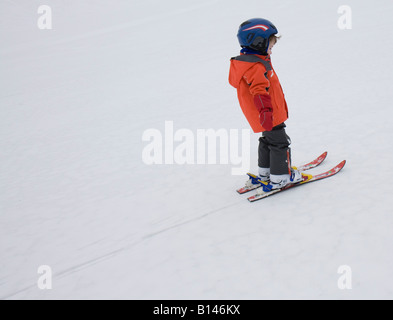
[[258, 123, 292, 175]]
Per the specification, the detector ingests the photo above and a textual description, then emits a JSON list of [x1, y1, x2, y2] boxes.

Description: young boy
[[229, 18, 301, 189]]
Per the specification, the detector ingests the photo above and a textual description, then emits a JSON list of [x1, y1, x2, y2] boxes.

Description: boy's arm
[[243, 64, 273, 131]]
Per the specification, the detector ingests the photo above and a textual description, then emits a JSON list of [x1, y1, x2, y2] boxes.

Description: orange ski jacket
[[229, 54, 288, 133]]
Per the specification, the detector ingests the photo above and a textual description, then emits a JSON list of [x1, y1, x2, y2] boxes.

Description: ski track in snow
[[1, 197, 244, 299]]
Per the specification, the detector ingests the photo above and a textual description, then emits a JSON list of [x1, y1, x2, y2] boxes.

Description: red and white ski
[[247, 160, 346, 202], [237, 151, 328, 194]]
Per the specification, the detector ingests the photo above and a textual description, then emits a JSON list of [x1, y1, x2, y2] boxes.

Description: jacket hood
[[228, 54, 270, 89], [229, 59, 252, 89]]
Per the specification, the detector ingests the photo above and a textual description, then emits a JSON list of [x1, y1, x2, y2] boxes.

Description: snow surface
[[1, 0, 393, 300]]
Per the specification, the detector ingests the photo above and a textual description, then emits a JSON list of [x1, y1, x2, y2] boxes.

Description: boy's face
[[267, 39, 276, 55]]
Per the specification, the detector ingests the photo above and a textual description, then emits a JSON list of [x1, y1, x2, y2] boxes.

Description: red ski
[[247, 160, 346, 202]]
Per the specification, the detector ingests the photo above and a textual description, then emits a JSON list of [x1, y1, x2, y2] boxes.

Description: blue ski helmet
[[237, 18, 278, 54]]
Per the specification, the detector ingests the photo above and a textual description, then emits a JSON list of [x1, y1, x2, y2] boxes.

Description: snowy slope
[[1, 0, 393, 299]]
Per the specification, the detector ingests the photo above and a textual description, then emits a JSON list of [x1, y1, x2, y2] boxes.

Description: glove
[[254, 94, 273, 131]]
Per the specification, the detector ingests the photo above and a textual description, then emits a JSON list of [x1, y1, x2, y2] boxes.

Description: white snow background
[[1, 0, 393, 299]]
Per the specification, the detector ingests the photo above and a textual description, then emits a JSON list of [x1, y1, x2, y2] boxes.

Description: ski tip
[[319, 151, 328, 161], [334, 160, 347, 172]]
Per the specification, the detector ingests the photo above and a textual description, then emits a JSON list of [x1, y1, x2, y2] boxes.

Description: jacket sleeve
[[242, 63, 270, 96]]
